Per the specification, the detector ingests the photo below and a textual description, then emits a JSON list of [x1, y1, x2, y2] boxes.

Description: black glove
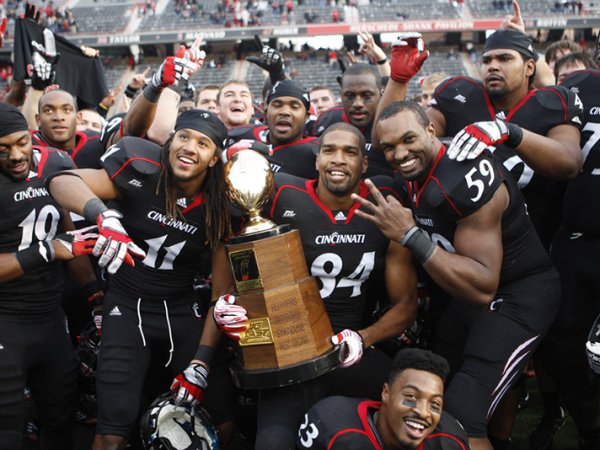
[[31, 51, 59, 91], [25, 2, 41, 23], [246, 34, 286, 83]]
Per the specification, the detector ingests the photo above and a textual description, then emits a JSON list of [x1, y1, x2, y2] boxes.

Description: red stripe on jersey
[[306, 179, 338, 224], [410, 144, 446, 207], [431, 175, 463, 217], [71, 131, 92, 161], [32, 146, 49, 178], [327, 429, 381, 450], [181, 194, 206, 214], [505, 89, 536, 122], [425, 432, 468, 450], [109, 157, 161, 180], [271, 136, 318, 154], [269, 182, 309, 219], [538, 87, 568, 121]]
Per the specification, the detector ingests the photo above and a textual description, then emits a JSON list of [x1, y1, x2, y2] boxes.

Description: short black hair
[[388, 348, 450, 384], [379, 101, 430, 129], [554, 51, 596, 81], [342, 63, 382, 90], [320, 122, 366, 155]]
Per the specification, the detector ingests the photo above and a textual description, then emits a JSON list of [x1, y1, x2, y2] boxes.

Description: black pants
[[435, 268, 560, 437], [255, 347, 392, 449], [0, 310, 78, 450], [541, 228, 600, 438]]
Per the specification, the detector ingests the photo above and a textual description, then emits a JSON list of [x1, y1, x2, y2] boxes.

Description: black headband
[[175, 109, 228, 149], [0, 103, 29, 138], [483, 29, 538, 61], [267, 80, 310, 111]]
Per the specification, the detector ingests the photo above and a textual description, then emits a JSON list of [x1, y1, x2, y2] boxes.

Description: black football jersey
[[267, 173, 396, 332], [297, 396, 469, 450], [560, 69, 600, 235], [432, 76, 583, 246], [31, 129, 105, 169], [100, 137, 212, 300], [228, 124, 319, 179], [311, 107, 393, 178], [0, 146, 75, 316], [397, 146, 551, 285]]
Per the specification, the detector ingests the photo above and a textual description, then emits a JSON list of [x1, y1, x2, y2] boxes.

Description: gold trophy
[[224, 150, 337, 389]]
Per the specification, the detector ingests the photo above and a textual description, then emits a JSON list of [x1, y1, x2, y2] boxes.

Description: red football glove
[[54, 225, 98, 258], [447, 120, 511, 161], [171, 362, 208, 406], [213, 294, 249, 341], [390, 32, 429, 83], [93, 210, 146, 274], [149, 56, 199, 91], [331, 329, 364, 369], [175, 44, 206, 67]]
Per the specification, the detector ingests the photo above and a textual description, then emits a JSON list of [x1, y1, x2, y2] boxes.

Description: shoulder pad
[[274, 172, 307, 190], [434, 150, 504, 217], [100, 136, 161, 180], [368, 175, 400, 199], [36, 147, 76, 176], [535, 86, 584, 128], [561, 69, 600, 90], [431, 76, 483, 106], [228, 125, 268, 144], [313, 108, 345, 136]]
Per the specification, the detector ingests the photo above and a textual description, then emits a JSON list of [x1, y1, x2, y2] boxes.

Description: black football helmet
[[140, 392, 219, 450]]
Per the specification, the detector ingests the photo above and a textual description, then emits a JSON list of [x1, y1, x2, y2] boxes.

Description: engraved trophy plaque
[[224, 150, 338, 389]]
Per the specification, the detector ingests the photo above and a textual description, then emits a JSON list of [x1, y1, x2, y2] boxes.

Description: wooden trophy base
[[226, 226, 337, 388]]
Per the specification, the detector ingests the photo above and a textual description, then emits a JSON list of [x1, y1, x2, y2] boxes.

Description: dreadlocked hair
[[156, 134, 232, 249]]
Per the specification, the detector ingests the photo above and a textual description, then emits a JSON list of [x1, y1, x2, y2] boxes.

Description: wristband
[[504, 122, 524, 148], [98, 102, 109, 111], [142, 84, 162, 103], [376, 57, 388, 65], [16, 241, 55, 272], [193, 345, 215, 365], [83, 198, 109, 223], [400, 226, 436, 264], [124, 85, 139, 99]]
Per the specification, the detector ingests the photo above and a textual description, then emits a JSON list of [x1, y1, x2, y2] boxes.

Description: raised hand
[[390, 32, 429, 83]]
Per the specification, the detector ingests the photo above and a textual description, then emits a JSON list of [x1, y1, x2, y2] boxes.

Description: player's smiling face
[[378, 368, 443, 449], [169, 128, 218, 184], [0, 130, 33, 181], [377, 109, 437, 182], [317, 129, 366, 197], [218, 83, 254, 128]]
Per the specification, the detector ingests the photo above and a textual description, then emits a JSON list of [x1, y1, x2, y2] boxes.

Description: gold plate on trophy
[[239, 318, 274, 346], [228, 248, 263, 292]]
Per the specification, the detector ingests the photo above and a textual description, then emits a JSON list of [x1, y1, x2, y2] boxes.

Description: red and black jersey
[[99, 137, 212, 300], [228, 124, 319, 179], [31, 129, 105, 169], [297, 396, 469, 450], [431, 76, 583, 246], [267, 173, 396, 332], [560, 69, 600, 236], [311, 107, 393, 178], [396, 145, 551, 285], [0, 146, 75, 316]]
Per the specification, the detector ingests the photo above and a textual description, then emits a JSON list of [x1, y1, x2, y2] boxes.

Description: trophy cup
[[224, 150, 338, 389]]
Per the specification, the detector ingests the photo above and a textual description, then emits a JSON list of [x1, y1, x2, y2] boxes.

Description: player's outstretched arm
[[353, 179, 507, 308], [372, 33, 429, 148], [514, 124, 582, 180], [358, 241, 417, 348]]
